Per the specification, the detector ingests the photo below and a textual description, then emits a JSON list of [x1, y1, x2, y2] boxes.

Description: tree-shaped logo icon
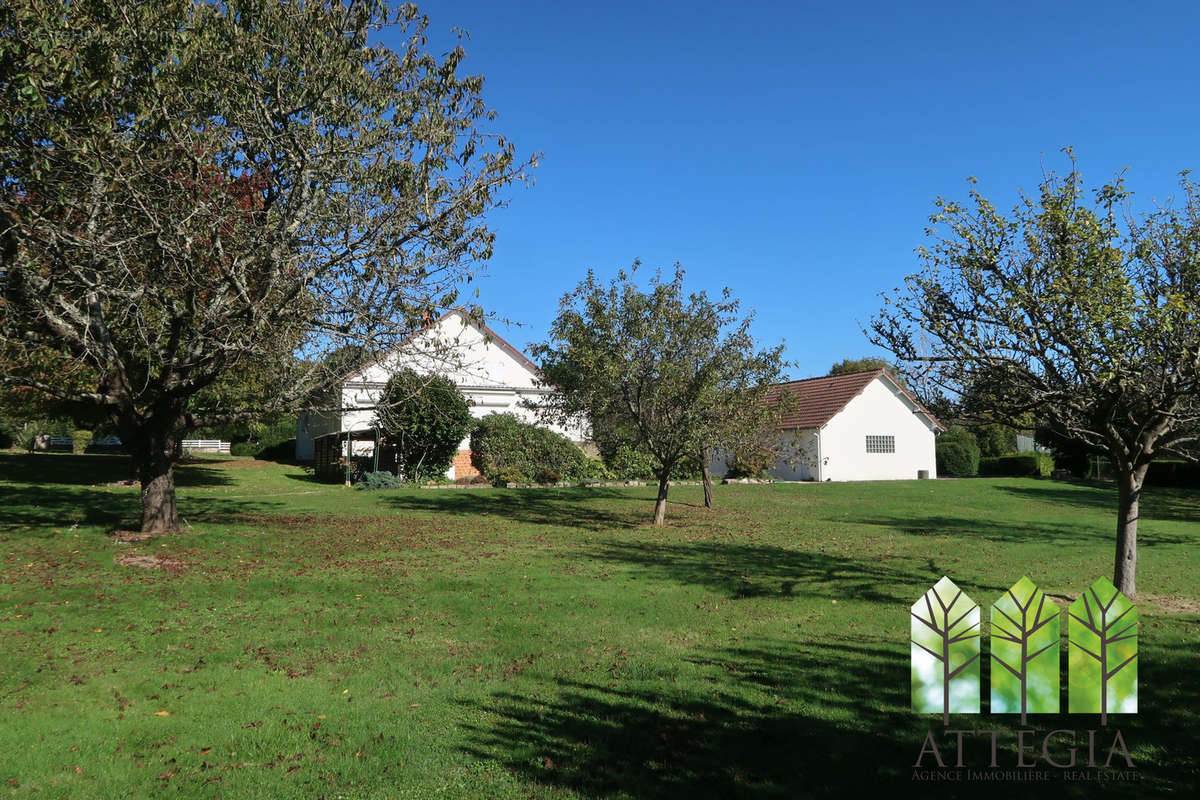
[[1068, 577, 1138, 725], [990, 576, 1060, 723], [911, 577, 981, 724]]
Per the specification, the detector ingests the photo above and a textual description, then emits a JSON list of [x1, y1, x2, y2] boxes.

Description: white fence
[[181, 439, 231, 454]]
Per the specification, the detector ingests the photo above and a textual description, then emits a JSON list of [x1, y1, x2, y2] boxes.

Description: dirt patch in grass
[[108, 530, 154, 543], [115, 552, 185, 571], [1143, 595, 1200, 615], [206, 459, 278, 471]]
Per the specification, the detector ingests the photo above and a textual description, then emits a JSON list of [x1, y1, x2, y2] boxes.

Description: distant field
[[0, 453, 1197, 798]]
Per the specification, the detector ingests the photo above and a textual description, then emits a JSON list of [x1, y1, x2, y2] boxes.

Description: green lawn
[[0, 453, 1197, 798]]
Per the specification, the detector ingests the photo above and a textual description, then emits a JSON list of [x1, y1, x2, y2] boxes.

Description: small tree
[[533, 264, 787, 525], [375, 369, 472, 482], [871, 157, 1200, 596]]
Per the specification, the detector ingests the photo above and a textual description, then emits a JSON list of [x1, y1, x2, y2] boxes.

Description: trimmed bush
[[255, 438, 297, 463], [936, 426, 980, 477], [979, 453, 1054, 478], [578, 457, 616, 482], [470, 413, 586, 486], [376, 368, 473, 482]]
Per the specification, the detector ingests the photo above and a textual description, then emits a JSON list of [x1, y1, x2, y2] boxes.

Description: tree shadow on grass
[[855, 513, 1195, 548], [0, 452, 133, 486], [381, 488, 647, 533], [584, 539, 951, 603], [461, 635, 1196, 798], [0, 452, 233, 488], [0, 483, 285, 535], [460, 638, 916, 799], [995, 482, 1200, 526]]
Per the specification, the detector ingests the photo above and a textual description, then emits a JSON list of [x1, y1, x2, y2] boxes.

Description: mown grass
[[0, 453, 1197, 798]]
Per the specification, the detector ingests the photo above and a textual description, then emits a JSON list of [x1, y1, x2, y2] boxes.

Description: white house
[[295, 310, 586, 480], [711, 369, 943, 482]]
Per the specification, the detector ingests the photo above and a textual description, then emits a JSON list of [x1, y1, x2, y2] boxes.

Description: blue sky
[[395, 1, 1200, 379]]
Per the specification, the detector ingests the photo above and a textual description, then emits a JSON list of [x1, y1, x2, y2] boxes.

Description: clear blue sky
[[396, 0, 1200, 379]]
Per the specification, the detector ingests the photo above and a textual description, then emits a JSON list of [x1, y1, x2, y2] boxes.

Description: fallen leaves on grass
[[108, 530, 153, 543], [115, 553, 184, 571]]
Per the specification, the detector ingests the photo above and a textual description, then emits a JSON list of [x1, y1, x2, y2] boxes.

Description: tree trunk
[[129, 426, 182, 534], [700, 448, 713, 509], [653, 472, 671, 526], [1113, 463, 1147, 598]]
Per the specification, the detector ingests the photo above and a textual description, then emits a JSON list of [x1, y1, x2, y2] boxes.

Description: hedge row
[[936, 427, 980, 477], [979, 453, 1055, 478]]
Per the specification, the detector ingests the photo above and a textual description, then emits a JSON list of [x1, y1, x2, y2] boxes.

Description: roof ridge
[[770, 368, 883, 388]]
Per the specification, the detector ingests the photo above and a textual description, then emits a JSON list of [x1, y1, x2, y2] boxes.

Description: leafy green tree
[[828, 357, 898, 379], [973, 423, 1018, 458], [871, 158, 1200, 596], [0, 0, 530, 532], [375, 369, 473, 482], [533, 264, 787, 525]]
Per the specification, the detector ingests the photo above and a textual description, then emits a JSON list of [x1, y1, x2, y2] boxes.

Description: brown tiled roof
[[768, 369, 944, 431]]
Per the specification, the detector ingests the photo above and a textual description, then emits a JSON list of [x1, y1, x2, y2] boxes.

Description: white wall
[[707, 429, 819, 481], [295, 311, 587, 463], [817, 377, 937, 481]]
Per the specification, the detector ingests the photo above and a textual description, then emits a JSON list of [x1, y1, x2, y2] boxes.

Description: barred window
[[865, 435, 895, 454]]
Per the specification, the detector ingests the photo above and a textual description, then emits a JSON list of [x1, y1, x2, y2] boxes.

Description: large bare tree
[[0, 0, 532, 532], [871, 158, 1200, 596]]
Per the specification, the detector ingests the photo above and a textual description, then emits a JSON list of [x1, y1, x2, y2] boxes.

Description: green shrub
[[491, 465, 530, 487], [255, 438, 296, 463], [534, 468, 561, 484], [376, 368, 473, 482], [936, 426, 980, 476], [355, 471, 406, 490], [470, 413, 586, 486], [579, 457, 616, 482], [230, 441, 257, 457], [724, 435, 780, 479], [605, 445, 658, 480], [973, 423, 1018, 458], [979, 453, 1054, 478]]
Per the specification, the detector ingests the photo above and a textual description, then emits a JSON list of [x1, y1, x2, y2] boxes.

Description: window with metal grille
[[865, 435, 895, 453]]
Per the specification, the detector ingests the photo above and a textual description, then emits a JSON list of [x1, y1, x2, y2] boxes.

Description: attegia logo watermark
[[908, 576, 1139, 781]]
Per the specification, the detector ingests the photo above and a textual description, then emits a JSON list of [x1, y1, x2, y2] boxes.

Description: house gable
[[767, 369, 943, 433], [346, 309, 543, 391]]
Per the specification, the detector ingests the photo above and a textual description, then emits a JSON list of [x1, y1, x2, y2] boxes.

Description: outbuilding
[[712, 369, 943, 482]]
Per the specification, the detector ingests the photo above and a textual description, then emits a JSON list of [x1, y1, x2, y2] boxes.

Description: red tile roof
[[767, 369, 944, 431]]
